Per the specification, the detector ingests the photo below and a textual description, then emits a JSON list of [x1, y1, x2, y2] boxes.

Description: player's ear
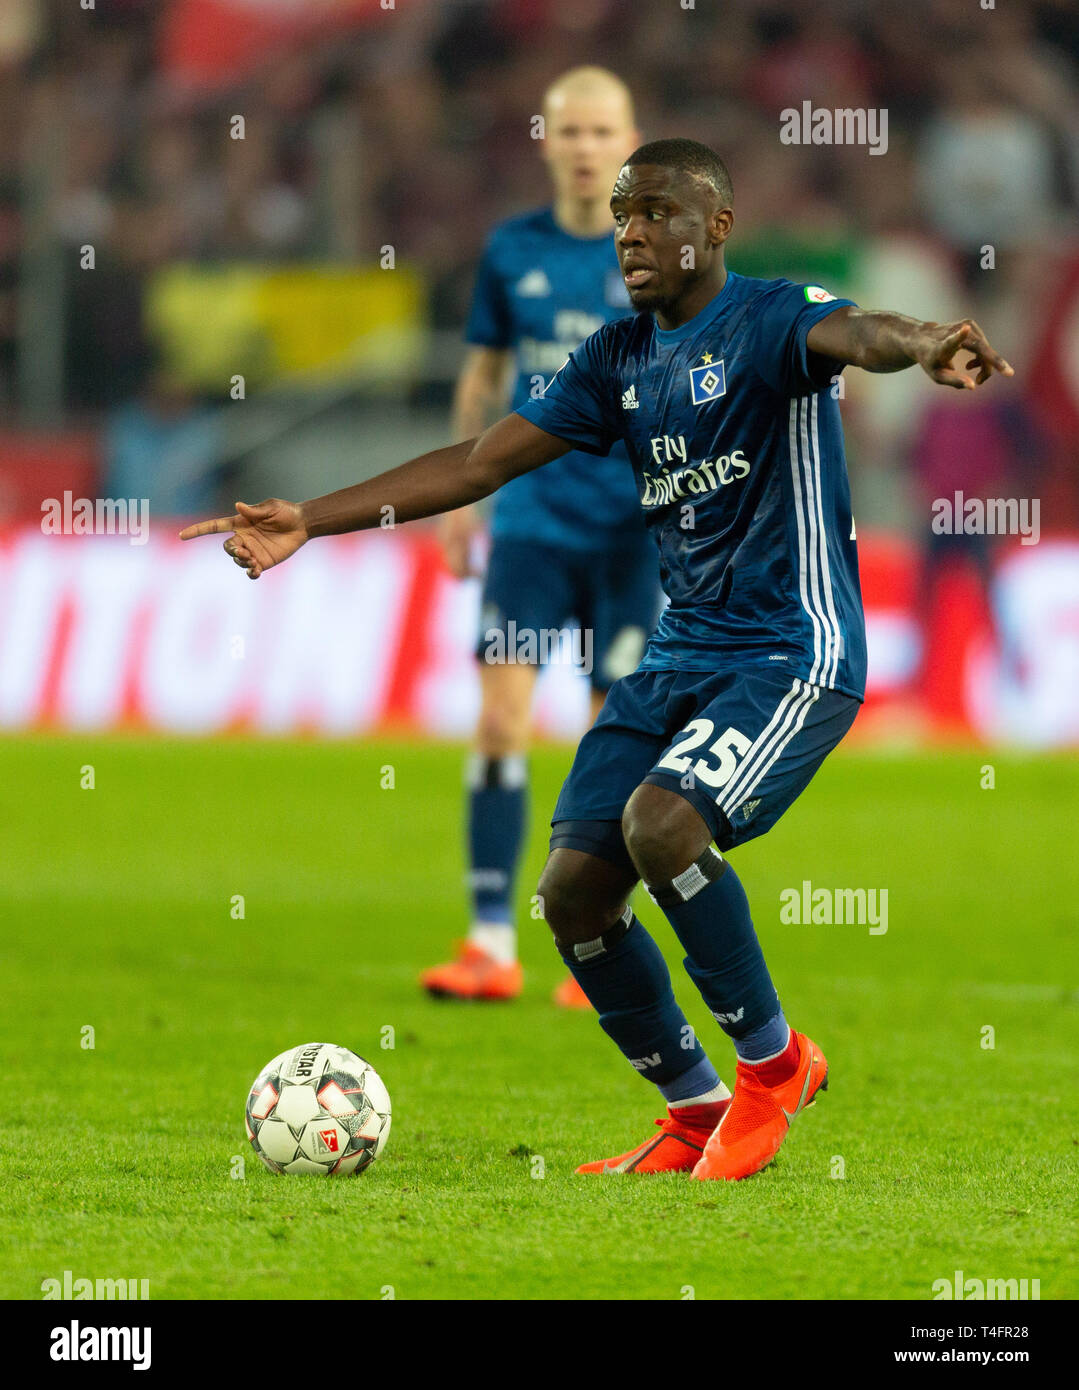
[[710, 206, 734, 246]]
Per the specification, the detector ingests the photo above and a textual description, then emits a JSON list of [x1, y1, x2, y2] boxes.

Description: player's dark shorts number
[[550, 665, 860, 872]]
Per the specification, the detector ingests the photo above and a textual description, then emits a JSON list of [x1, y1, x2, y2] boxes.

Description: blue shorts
[[477, 534, 662, 692], [550, 667, 860, 871]]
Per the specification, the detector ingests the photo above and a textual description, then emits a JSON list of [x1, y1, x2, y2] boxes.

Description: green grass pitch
[[1, 734, 1076, 1301]]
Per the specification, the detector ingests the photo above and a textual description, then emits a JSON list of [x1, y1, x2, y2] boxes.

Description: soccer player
[[182, 139, 1012, 1180], [427, 66, 660, 1008]]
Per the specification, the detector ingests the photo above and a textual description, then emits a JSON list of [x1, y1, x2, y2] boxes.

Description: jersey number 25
[[656, 719, 752, 789]]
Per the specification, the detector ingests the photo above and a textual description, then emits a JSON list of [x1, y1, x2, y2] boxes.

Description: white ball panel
[[256, 1118, 301, 1164], [278, 1043, 332, 1084], [282, 1155, 329, 1175], [298, 1117, 349, 1162], [316, 1079, 359, 1118], [329, 1045, 368, 1073], [249, 1082, 279, 1121], [352, 1108, 379, 1142], [361, 1067, 392, 1117], [330, 1150, 365, 1176], [275, 1083, 320, 1128]]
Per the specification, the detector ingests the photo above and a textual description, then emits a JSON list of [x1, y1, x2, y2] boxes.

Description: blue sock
[[647, 847, 783, 1060], [467, 754, 527, 924], [559, 908, 721, 1100], [734, 1010, 791, 1062]]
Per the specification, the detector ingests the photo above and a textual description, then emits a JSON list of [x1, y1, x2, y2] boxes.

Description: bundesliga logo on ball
[[245, 1043, 391, 1176]]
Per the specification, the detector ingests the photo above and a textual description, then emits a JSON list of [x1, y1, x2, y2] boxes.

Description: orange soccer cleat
[[552, 975, 593, 1010], [576, 1100, 731, 1175], [692, 1031, 828, 1181], [419, 942, 523, 1001]]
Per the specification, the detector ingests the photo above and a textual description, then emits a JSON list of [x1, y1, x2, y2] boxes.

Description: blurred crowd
[[0, 0, 1077, 526]]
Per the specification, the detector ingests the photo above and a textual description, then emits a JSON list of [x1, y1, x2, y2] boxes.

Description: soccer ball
[[245, 1042, 391, 1176]]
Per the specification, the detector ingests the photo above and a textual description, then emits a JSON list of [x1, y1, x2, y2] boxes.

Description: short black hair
[[623, 138, 733, 207]]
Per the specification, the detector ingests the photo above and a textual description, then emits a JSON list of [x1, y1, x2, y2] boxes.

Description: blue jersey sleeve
[[514, 326, 620, 455], [465, 233, 513, 348], [749, 282, 857, 397]]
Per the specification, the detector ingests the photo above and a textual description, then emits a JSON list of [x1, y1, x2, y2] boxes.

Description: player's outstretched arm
[[806, 307, 1014, 389], [178, 414, 570, 580]]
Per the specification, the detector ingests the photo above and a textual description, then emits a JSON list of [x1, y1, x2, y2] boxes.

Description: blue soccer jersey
[[515, 272, 868, 700], [466, 208, 645, 551]]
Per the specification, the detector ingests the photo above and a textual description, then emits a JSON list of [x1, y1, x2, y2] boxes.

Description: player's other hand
[[916, 320, 1014, 391], [438, 505, 480, 579], [178, 498, 308, 580]]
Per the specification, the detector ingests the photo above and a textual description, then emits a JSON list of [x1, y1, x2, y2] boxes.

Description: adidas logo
[[515, 269, 551, 297], [621, 385, 640, 410], [740, 799, 761, 822]]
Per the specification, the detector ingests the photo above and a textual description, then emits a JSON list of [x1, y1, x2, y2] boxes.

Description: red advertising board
[[1, 523, 1076, 744]]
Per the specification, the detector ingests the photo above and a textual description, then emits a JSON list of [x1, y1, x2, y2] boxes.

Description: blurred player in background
[[420, 67, 661, 1008]]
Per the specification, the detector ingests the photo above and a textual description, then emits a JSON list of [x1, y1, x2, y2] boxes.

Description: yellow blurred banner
[[146, 264, 427, 391]]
